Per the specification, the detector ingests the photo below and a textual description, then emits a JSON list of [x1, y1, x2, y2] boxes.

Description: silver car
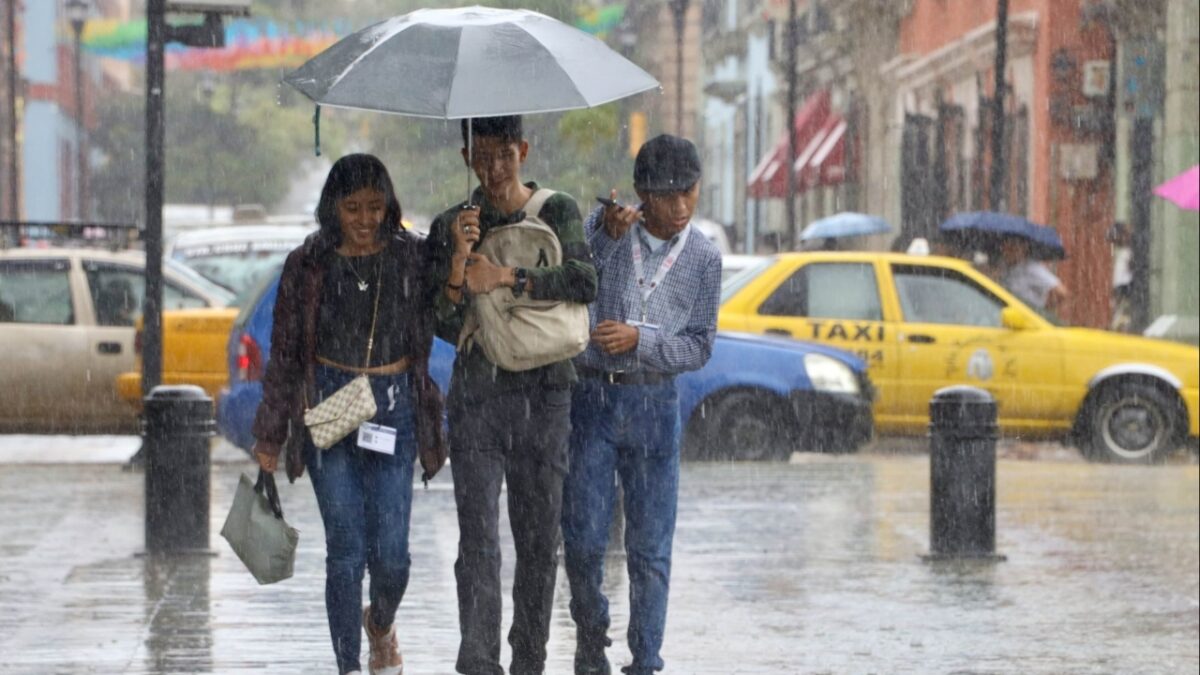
[[0, 247, 234, 432], [167, 224, 316, 300]]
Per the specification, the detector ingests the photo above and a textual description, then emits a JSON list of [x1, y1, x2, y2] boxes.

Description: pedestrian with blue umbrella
[[939, 211, 1068, 313], [939, 211, 1066, 261], [800, 212, 892, 241]]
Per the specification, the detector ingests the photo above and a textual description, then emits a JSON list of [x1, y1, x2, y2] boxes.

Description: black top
[[317, 251, 413, 367]]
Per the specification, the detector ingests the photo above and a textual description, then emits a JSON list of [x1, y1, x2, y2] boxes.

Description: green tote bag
[[220, 470, 299, 585]]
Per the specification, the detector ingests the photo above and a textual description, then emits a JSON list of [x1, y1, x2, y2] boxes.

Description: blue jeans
[[561, 376, 681, 674], [305, 365, 418, 675]]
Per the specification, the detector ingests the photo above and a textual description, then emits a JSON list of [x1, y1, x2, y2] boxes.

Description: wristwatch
[[512, 267, 528, 297]]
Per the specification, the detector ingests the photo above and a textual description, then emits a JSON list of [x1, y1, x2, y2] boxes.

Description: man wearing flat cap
[[561, 134, 722, 675]]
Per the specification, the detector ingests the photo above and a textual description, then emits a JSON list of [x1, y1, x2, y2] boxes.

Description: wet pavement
[[0, 438, 1196, 674]]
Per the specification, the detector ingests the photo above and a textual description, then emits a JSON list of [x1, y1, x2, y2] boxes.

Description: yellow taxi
[[115, 307, 240, 409], [719, 252, 1199, 464]]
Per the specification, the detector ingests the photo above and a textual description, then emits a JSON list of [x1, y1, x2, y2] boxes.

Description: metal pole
[[73, 22, 85, 220], [143, 0, 165, 395], [742, 95, 751, 253], [785, 0, 798, 249], [750, 86, 762, 254], [5, 0, 18, 226], [988, 0, 1009, 212], [670, 0, 689, 135], [201, 74, 215, 221], [1130, 118, 1153, 331]]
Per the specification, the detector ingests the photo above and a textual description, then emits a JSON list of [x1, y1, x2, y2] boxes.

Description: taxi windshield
[[720, 257, 774, 304]]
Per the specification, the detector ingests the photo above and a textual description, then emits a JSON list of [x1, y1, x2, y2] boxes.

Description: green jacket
[[424, 182, 598, 395]]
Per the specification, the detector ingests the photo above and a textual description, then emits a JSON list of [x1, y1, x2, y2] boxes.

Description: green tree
[[90, 91, 145, 224], [89, 70, 346, 221]]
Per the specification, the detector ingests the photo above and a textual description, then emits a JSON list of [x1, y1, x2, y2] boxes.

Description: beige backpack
[[458, 189, 590, 372]]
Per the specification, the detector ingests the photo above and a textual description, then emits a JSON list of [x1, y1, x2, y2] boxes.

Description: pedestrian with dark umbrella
[[562, 135, 722, 675]]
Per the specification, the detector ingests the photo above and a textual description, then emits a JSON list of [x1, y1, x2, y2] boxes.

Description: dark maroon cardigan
[[252, 230, 447, 483]]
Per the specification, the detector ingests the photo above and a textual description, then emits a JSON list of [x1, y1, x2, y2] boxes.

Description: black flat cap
[[634, 134, 702, 192]]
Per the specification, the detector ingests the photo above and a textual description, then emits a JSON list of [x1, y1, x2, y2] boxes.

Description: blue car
[[218, 272, 873, 461]]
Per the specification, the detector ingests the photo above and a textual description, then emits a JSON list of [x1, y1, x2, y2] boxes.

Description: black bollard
[[926, 385, 1005, 561], [143, 385, 215, 555]]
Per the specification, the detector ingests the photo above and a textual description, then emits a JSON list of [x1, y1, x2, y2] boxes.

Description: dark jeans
[[561, 377, 681, 675], [305, 365, 417, 675], [449, 383, 572, 675]]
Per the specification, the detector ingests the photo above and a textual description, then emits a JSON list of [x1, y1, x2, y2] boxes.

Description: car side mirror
[[1001, 307, 1034, 331]]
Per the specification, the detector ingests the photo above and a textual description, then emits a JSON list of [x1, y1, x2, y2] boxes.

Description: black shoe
[[574, 635, 612, 675]]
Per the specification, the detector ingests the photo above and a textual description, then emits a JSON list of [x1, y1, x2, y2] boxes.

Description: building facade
[[698, 0, 1195, 332], [1107, 0, 1198, 340], [700, 0, 778, 252], [880, 0, 1122, 327], [7, 0, 115, 224]]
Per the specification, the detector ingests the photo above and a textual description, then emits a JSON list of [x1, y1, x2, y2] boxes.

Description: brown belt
[[316, 355, 411, 376]]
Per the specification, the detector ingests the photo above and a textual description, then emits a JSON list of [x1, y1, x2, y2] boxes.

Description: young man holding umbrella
[[562, 135, 722, 675], [425, 115, 597, 675]]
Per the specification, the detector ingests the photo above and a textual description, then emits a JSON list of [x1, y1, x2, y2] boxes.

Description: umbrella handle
[[466, 117, 472, 204], [313, 104, 321, 157]]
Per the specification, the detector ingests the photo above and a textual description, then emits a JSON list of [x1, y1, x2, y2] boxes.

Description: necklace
[[341, 254, 378, 292]]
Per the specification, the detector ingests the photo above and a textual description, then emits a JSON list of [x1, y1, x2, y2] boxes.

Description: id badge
[[357, 422, 397, 455], [627, 319, 660, 330]]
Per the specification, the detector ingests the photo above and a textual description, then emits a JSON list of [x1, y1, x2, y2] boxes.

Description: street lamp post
[[785, 0, 798, 249], [65, 0, 89, 221], [200, 73, 216, 221], [4, 0, 18, 227], [142, 0, 249, 399], [989, 0, 1009, 212], [668, 0, 689, 135]]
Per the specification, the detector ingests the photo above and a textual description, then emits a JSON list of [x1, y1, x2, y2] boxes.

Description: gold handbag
[[303, 260, 383, 450]]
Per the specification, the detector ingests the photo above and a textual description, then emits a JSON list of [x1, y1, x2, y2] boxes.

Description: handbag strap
[[362, 255, 384, 368], [303, 255, 385, 411], [254, 469, 285, 520]]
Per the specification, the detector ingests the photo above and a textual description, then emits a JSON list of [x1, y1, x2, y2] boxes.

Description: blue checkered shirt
[[575, 205, 722, 375]]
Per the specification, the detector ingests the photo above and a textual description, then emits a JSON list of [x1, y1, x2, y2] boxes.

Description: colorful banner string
[[80, 7, 626, 73], [81, 18, 343, 72], [574, 4, 625, 38]]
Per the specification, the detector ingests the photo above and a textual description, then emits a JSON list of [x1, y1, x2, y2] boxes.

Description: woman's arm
[[251, 250, 306, 452]]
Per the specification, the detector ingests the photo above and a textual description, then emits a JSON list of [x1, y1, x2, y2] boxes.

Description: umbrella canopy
[[800, 212, 891, 241], [1153, 165, 1199, 212], [283, 6, 659, 119], [939, 211, 1066, 260]]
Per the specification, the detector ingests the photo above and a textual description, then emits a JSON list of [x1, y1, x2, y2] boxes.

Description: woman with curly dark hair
[[252, 153, 446, 675]]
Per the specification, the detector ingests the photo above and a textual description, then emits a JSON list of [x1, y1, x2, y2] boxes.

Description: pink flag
[[1153, 164, 1199, 211]]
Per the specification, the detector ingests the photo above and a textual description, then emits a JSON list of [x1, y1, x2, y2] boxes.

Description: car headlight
[[803, 353, 860, 394]]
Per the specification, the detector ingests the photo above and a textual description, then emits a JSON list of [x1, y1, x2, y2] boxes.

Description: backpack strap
[[522, 188, 556, 221]]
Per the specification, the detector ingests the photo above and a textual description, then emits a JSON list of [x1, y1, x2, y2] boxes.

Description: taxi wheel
[[1081, 381, 1183, 464], [707, 392, 792, 462]]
